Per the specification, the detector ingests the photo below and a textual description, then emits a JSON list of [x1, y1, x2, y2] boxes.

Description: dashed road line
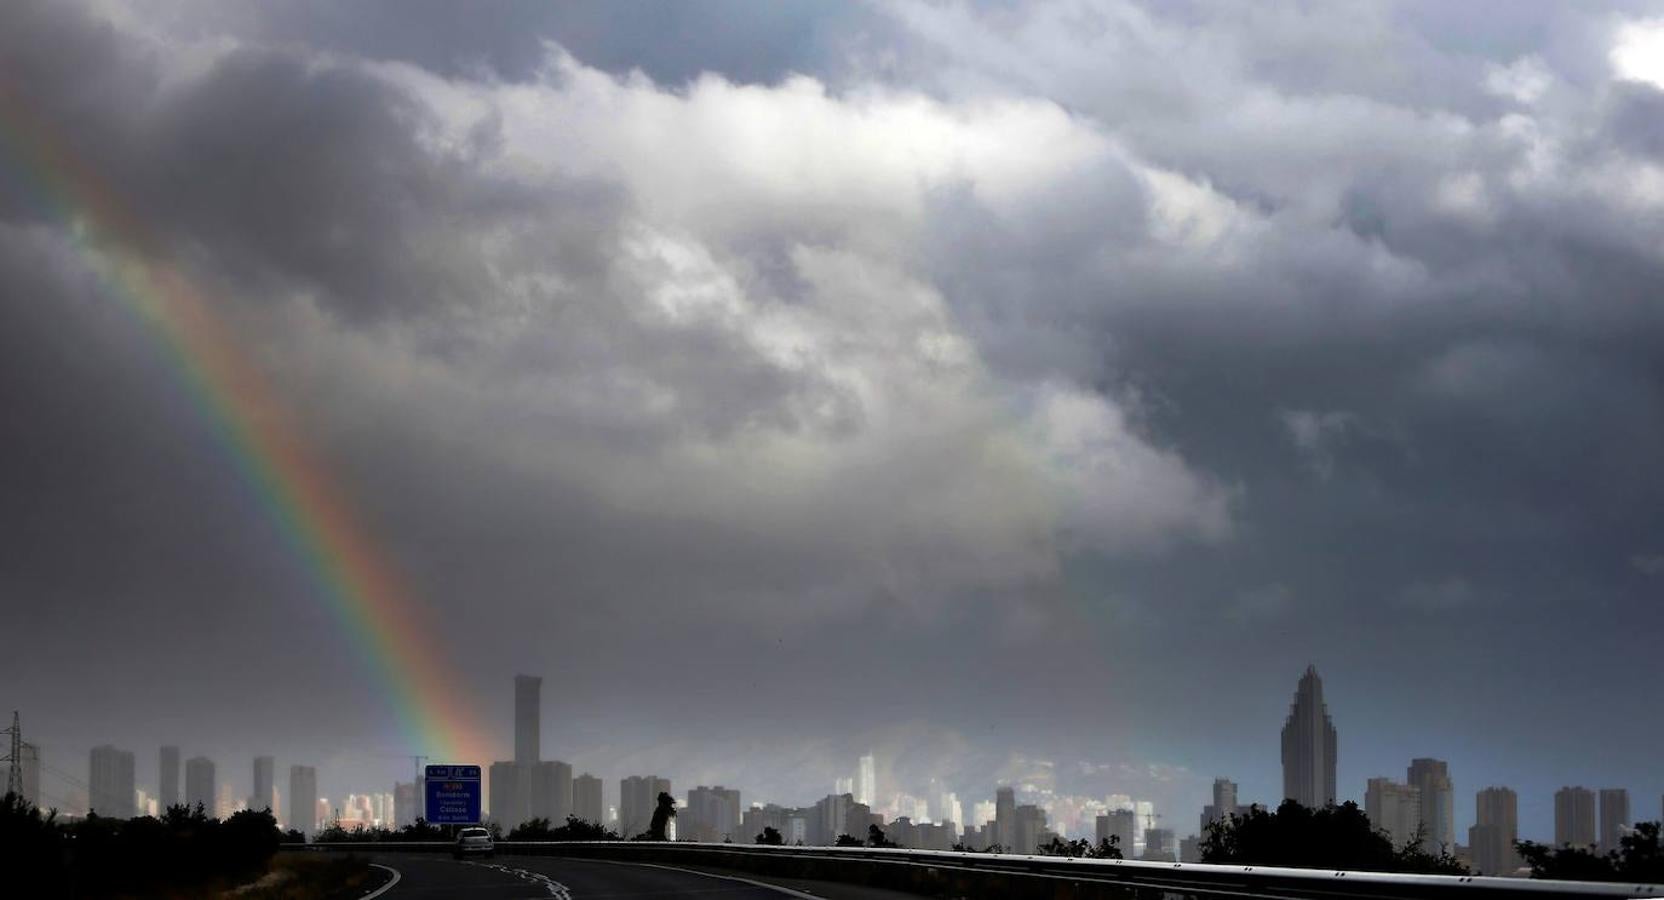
[[467, 860, 574, 899]]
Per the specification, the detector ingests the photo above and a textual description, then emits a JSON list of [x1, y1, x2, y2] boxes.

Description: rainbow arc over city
[[0, 82, 487, 764]]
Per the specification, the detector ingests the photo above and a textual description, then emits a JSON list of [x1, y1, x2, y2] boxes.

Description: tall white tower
[[855, 754, 876, 807]]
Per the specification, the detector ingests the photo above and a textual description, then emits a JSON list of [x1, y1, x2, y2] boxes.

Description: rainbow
[[0, 82, 487, 764]]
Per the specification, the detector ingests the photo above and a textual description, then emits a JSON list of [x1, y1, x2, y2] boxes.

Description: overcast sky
[[4, 0, 1664, 840]]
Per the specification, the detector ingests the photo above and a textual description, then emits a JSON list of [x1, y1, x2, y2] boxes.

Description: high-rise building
[[810, 792, 853, 845], [834, 777, 853, 795], [937, 791, 962, 830], [573, 773, 604, 824], [531, 760, 573, 822], [1365, 777, 1422, 848], [1096, 808, 1136, 855], [994, 786, 1016, 851], [288, 766, 317, 833], [1468, 787, 1518, 876], [855, 754, 876, 807], [1281, 666, 1337, 808], [1598, 789, 1629, 854], [216, 782, 239, 819], [185, 757, 215, 813], [515, 674, 541, 767], [1201, 777, 1242, 835], [1013, 804, 1048, 855], [1554, 786, 1597, 849], [251, 756, 275, 813], [620, 775, 672, 838], [88, 745, 136, 818], [394, 780, 419, 827], [684, 786, 743, 842], [1143, 827, 1177, 861], [159, 746, 180, 810], [489, 761, 524, 827], [1407, 759, 1455, 850], [1134, 801, 1156, 856]]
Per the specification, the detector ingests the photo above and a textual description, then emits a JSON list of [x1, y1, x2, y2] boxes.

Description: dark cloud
[[4, 0, 1664, 838]]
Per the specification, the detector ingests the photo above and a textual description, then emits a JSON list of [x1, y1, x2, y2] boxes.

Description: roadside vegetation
[[1, 791, 298, 897]]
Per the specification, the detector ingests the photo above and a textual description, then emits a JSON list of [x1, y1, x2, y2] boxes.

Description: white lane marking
[[466, 861, 573, 899], [362, 863, 402, 899], [550, 856, 819, 900]]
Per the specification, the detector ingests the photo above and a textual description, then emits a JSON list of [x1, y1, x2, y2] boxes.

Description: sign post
[[424, 764, 482, 825]]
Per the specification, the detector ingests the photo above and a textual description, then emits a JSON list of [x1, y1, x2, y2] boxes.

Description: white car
[[453, 826, 495, 859]]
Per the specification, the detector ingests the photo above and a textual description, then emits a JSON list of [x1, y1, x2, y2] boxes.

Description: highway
[[367, 853, 923, 900]]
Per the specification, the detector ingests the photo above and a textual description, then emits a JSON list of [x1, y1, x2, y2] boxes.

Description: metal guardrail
[[294, 840, 1662, 900]]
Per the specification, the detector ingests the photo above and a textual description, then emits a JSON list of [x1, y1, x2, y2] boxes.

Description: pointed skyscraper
[[1280, 665, 1337, 808]]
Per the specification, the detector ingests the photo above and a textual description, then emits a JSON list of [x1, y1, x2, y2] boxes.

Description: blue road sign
[[424, 764, 482, 824]]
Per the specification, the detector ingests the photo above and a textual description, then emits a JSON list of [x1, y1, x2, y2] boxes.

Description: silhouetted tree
[[1095, 835, 1124, 859], [550, 815, 621, 841], [757, 826, 784, 845], [1202, 800, 1466, 875], [645, 791, 676, 841], [508, 817, 556, 840], [1517, 821, 1664, 882], [867, 824, 898, 848], [395, 817, 450, 841], [834, 833, 864, 846], [2, 791, 66, 893], [1038, 835, 1100, 857]]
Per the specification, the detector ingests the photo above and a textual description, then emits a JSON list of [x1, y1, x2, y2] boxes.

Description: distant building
[[1598, 789, 1629, 854], [855, 754, 876, 807], [742, 803, 802, 844], [809, 793, 854, 845], [1201, 777, 1244, 835], [1013, 804, 1047, 855], [1468, 786, 1519, 876], [619, 775, 672, 838], [1281, 666, 1337, 808], [573, 773, 604, 824], [515, 674, 541, 767], [289, 766, 317, 833], [834, 777, 853, 796], [1143, 828, 1176, 861], [88, 745, 136, 818], [215, 781, 239, 819], [159, 746, 180, 810], [1180, 834, 1202, 863], [1407, 758, 1455, 851], [1554, 787, 1597, 849], [685, 785, 743, 842], [1134, 801, 1156, 856], [185, 756, 215, 812], [531, 760, 573, 822], [251, 756, 275, 813], [1365, 777, 1422, 848], [845, 801, 879, 842], [994, 786, 1016, 850], [394, 780, 419, 828], [916, 820, 956, 850], [1096, 808, 1136, 856], [489, 761, 524, 827]]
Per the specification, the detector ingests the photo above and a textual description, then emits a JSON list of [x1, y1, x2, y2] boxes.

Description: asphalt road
[[368, 853, 923, 900]]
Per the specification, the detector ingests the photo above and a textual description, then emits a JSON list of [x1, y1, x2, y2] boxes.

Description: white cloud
[[1611, 19, 1664, 91]]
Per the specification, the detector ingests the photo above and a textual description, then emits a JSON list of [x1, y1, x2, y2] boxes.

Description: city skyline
[[13, 667, 1662, 855], [6, 0, 1664, 861]]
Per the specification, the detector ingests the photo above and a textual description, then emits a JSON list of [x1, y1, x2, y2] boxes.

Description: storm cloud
[[3, 0, 1662, 838]]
